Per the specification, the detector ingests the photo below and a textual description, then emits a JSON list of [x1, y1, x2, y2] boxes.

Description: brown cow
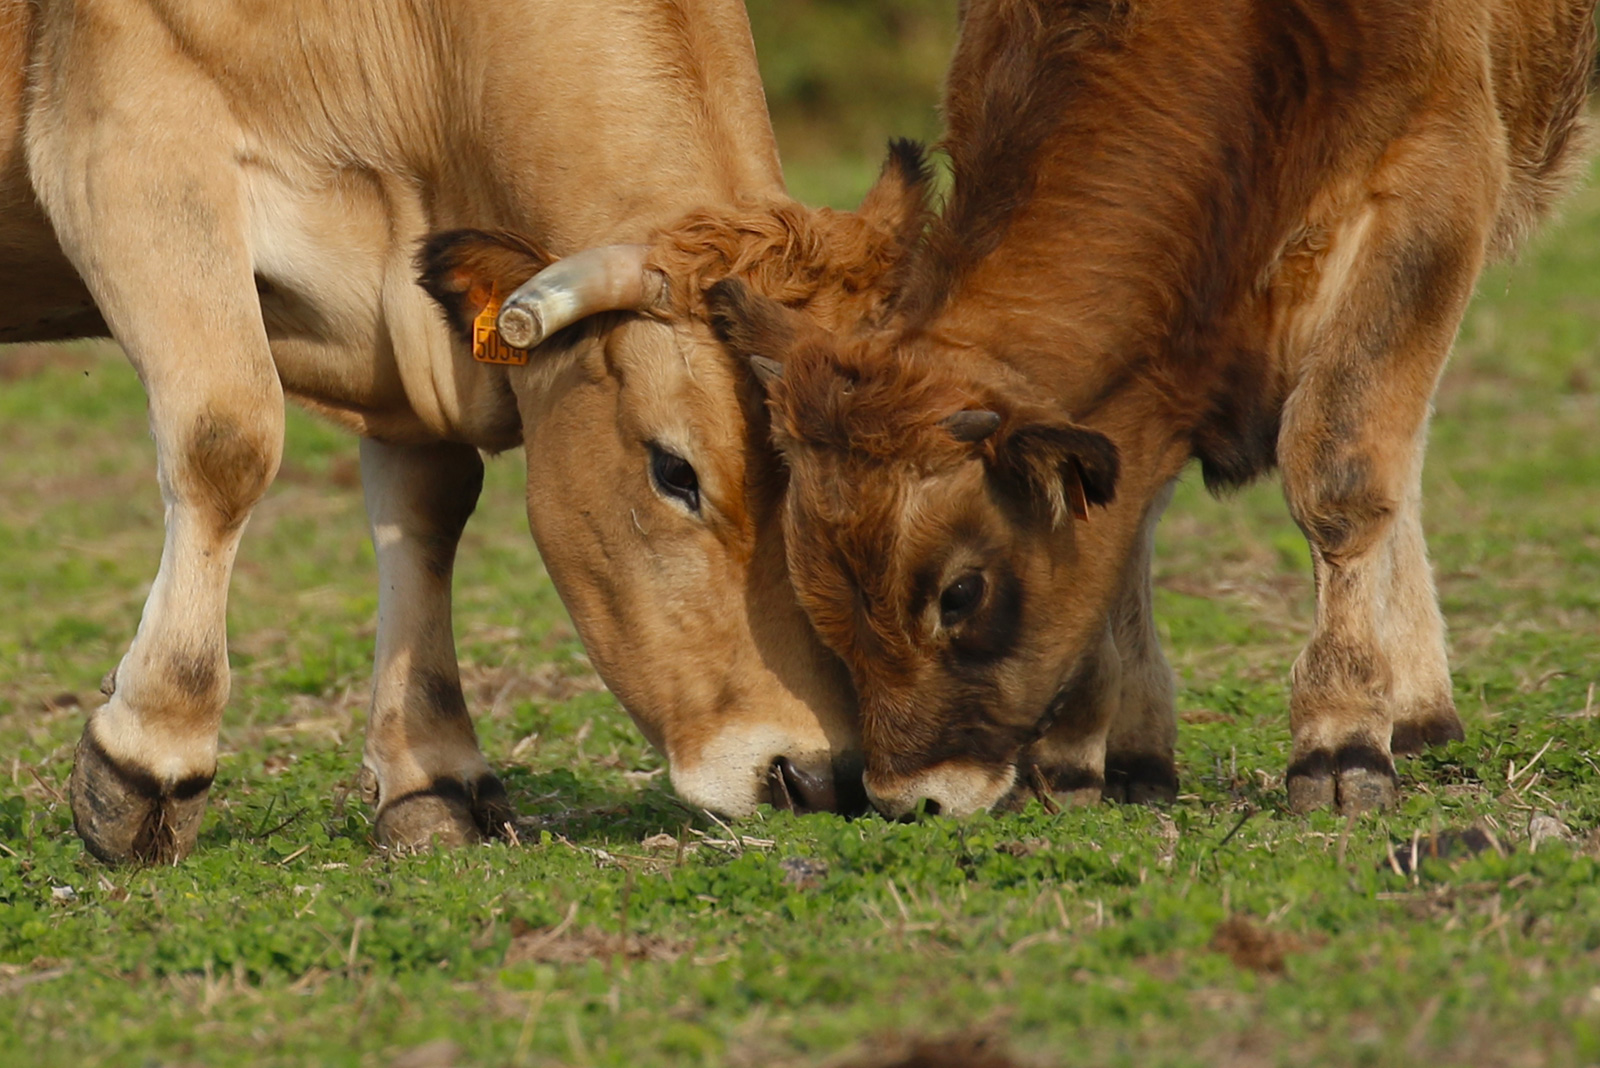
[[0, 0, 888, 863], [702, 0, 1596, 817]]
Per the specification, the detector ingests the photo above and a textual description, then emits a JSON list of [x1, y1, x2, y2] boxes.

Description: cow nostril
[[921, 798, 943, 817], [770, 757, 839, 815]]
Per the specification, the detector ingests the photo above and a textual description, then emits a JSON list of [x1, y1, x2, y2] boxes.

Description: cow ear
[[857, 138, 933, 242], [995, 421, 1120, 527], [704, 278, 799, 391], [417, 228, 557, 340]]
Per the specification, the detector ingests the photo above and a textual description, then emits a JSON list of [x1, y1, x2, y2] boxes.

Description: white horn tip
[[497, 304, 543, 350]]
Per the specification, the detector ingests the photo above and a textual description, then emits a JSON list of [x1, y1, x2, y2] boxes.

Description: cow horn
[[496, 244, 668, 349], [748, 356, 785, 387], [942, 410, 1002, 443]]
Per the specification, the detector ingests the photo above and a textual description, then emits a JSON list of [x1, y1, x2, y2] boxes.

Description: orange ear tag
[[472, 292, 528, 366]]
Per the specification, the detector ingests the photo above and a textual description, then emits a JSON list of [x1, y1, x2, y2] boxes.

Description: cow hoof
[[1391, 707, 1465, 757], [1286, 744, 1397, 815], [374, 773, 514, 851], [1104, 754, 1178, 805], [69, 729, 213, 865]]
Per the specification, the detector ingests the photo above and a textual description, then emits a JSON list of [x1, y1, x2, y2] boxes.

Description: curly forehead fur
[[648, 140, 932, 332], [770, 336, 992, 471]]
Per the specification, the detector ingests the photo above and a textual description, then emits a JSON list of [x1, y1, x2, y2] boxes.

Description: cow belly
[[0, 190, 106, 343], [0, 0, 103, 345]]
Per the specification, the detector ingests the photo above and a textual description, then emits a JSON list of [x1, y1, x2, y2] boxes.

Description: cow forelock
[[768, 334, 988, 466]]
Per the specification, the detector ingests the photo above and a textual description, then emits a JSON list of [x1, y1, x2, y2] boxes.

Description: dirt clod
[[389, 1039, 463, 1068], [843, 1034, 1028, 1068], [1209, 915, 1312, 975], [505, 925, 685, 966], [1381, 827, 1501, 874], [781, 856, 830, 889]]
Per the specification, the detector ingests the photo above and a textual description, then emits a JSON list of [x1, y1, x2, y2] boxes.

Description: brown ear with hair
[[856, 138, 934, 249], [417, 229, 557, 340], [994, 419, 1120, 527], [704, 278, 807, 388]]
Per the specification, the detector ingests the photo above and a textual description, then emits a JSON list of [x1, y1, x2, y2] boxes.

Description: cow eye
[[939, 573, 986, 627], [648, 444, 701, 512]]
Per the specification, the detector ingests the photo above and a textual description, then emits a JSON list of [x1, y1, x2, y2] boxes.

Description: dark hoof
[[69, 729, 213, 865], [374, 773, 514, 850], [1286, 744, 1397, 815], [1105, 754, 1178, 805], [1391, 708, 1465, 757]]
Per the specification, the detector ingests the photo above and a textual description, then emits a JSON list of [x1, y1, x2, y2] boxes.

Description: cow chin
[[864, 760, 1017, 820]]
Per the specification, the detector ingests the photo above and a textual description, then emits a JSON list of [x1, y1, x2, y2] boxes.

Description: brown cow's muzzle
[[864, 761, 1018, 820]]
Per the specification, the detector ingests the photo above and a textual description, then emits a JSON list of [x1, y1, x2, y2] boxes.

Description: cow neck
[[902, 0, 1404, 492], [411, 1, 789, 443], [432, 1, 786, 250]]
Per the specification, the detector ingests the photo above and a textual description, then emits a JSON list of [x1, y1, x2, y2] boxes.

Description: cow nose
[[768, 757, 837, 814]]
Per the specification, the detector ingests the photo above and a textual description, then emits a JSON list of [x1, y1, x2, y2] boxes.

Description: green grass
[[4, 154, 1600, 1068]]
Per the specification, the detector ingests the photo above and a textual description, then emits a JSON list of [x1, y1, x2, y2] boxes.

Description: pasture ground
[[3, 147, 1600, 1067]]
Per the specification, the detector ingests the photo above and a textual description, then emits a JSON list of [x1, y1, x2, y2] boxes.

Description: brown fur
[[713, 0, 1595, 816]]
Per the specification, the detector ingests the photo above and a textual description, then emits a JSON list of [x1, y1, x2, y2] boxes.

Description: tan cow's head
[[702, 281, 1133, 819], [417, 150, 930, 817]]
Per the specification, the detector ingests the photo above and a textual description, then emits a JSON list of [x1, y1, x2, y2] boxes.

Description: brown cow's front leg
[[1023, 625, 1121, 807], [1278, 187, 1488, 814], [1104, 482, 1178, 804], [1383, 460, 1464, 755], [358, 438, 511, 849]]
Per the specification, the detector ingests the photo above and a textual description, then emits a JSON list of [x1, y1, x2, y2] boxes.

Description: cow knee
[[176, 411, 282, 529], [1285, 455, 1397, 562]]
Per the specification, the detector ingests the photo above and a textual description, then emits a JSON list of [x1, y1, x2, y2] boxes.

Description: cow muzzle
[[667, 723, 865, 818], [864, 761, 1018, 820], [496, 244, 668, 349]]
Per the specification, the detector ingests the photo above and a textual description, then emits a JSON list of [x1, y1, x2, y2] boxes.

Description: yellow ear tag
[[472, 291, 528, 366]]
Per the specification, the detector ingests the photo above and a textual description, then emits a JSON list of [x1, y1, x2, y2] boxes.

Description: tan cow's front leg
[[27, 49, 285, 864], [68, 386, 281, 864], [1278, 190, 1488, 814], [358, 439, 511, 849], [1104, 481, 1178, 804]]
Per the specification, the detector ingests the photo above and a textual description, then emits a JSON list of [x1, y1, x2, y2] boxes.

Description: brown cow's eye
[[649, 444, 700, 512], [939, 573, 986, 627]]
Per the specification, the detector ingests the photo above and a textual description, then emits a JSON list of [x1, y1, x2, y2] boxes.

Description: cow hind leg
[[358, 439, 511, 850], [1104, 482, 1178, 804]]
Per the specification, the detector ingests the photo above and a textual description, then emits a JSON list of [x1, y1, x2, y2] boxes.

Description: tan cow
[[699, 0, 1596, 817], [0, 0, 883, 863]]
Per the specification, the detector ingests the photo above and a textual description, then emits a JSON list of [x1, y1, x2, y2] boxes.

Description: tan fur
[[3, 0, 869, 860], [714, 0, 1595, 815]]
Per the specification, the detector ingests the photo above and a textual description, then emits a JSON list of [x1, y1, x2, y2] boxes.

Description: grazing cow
[[0, 0, 884, 863], [702, 0, 1596, 816]]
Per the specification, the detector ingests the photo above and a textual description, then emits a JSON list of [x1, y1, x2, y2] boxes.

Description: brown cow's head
[[415, 148, 930, 817], [704, 281, 1132, 818]]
